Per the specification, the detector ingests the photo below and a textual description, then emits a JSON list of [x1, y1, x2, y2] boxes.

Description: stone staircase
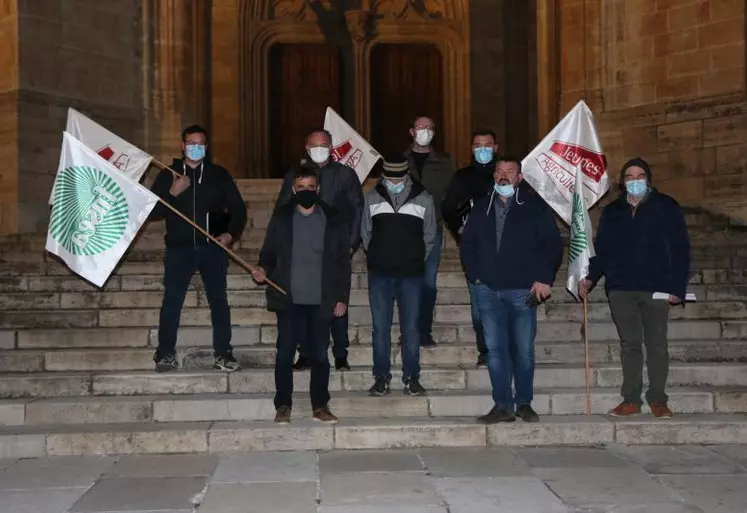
[[0, 179, 746, 457]]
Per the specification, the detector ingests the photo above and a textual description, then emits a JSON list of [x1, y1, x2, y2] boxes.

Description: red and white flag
[[521, 100, 610, 225], [324, 107, 381, 183], [50, 108, 153, 204]]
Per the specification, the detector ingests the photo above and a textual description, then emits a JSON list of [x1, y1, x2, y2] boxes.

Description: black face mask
[[295, 190, 319, 209]]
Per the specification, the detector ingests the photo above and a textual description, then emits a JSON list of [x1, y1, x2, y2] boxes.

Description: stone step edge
[[2, 414, 747, 457], [5, 337, 741, 352], [0, 386, 742, 427]]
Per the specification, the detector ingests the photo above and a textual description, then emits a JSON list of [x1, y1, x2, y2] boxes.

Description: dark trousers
[[157, 245, 232, 358], [467, 280, 487, 354], [419, 226, 443, 341], [297, 313, 349, 360], [608, 290, 670, 406], [275, 305, 331, 410]]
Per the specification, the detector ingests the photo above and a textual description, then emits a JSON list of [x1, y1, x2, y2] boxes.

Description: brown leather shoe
[[274, 405, 291, 424], [650, 403, 673, 419], [609, 402, 641, 417], [313, 406, 338, 424]]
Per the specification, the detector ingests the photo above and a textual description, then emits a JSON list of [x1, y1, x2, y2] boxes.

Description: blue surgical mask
[[625, 179, 648, 197], [494, 183, 514, 197], [473, 147, 494, 165], [385, 179, 405, 195], [185, 144, 206, 161]]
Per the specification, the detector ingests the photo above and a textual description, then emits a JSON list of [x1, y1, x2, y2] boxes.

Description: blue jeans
[[419, 226, 443, 341], [473, 283, 537, 411], [467, 281, 487, 355], [369, 271, 423, 382]]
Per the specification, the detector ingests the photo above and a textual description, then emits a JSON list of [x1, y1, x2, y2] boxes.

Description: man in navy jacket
[[579, 157, 690, 420], [460, 157, 563, 424]]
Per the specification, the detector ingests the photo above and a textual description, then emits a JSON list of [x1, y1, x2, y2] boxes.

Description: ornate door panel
[[268, 43, 343, 178], [369, 43, 444, 158]]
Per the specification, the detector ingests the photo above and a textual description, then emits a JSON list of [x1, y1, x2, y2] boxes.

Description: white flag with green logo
[[46, 132, 160, 287], [566, 164, 596, 301]]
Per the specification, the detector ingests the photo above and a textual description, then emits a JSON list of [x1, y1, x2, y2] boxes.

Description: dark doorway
[[369, 43, 444, 158], [268, 43, 343, 178]]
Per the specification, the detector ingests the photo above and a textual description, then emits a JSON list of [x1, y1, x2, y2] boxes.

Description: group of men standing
[[150, 119, 690, 426]]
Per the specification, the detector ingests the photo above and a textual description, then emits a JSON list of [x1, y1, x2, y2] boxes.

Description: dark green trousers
[[608, 290, 670, 406]]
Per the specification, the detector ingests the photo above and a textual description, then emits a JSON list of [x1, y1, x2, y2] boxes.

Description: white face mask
[[308, 147, 330, 164], [414, 129, 434, 147]]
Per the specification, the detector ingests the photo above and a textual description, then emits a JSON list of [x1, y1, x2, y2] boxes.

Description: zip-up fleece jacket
[[361, 177, 437, 278], [150, 159, 247, 248], [405, 148, 456, 224], [258, 201, 351, 318]]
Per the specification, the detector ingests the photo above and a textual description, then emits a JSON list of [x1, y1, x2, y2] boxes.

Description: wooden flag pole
[[155, 198, 286, 295], [152, 158, 182, 178], [583, 295, 591, 415]]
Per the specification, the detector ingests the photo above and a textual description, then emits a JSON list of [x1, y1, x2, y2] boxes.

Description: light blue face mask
[[473, 147, 494, 165], [185, 144, 206, 161], [385, 179, 405, 195], [625, 179, 648, 197], [494, 183, 514, 197]]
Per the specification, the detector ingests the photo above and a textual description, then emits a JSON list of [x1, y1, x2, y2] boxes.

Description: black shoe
[[293, 355, 310, 371], [368, 377, 391, 396], [335, 358, 351, 371], [155, 353, 179, 373], [516, 404, 540, 423], [213, 354, 241, 372], [420, 337, 438, 348], [475, 353, 488, 369], [477, 406, 516, 424], [404, 378, 427, 396]]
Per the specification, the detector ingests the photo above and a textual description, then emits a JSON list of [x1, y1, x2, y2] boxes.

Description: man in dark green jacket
[[404, 115, 456, 348]]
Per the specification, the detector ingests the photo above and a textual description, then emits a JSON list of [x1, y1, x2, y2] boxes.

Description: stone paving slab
[[3, 445, 745, 512], [70, 476, 207, 512]]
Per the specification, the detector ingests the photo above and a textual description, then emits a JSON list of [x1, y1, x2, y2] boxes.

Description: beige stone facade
[[0, 0, 744, 234]]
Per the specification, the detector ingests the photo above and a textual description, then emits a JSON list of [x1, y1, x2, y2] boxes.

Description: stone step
[[0, 338, 744, 373], [0, 363, 744, 398], [1, 413, 746, 457], [0, 386, 741, 427], [0, 319, 733, 349], [0, 284, 731, 310], [5, 317, 736, 349], [3, 286, 745, 314], [1, 301, 744, 330]]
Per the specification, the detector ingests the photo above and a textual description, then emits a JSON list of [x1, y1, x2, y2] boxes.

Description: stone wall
[[560, 0, 746, 214], [13, 0, 146, 233]]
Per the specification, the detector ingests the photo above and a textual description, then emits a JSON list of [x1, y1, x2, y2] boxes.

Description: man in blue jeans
[[361, 155, 437, 396], [460, 157, 562, 423]]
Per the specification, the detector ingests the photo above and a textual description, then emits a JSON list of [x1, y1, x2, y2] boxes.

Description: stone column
[[144, 0, 210, 167], [0, 1, 19, 234]]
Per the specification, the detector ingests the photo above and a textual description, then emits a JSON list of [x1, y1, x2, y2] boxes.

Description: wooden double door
[[268, 43, 443, 178]]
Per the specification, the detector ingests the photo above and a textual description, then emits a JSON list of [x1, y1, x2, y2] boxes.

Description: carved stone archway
[[239, 0, 471, 176]]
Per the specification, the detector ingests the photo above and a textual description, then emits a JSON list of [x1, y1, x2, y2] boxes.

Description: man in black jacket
[[253, 165, 351, 424], [274, 129, 363, 371], [150, 125, 247, 373], [442, 128, 499, 368], [579, 158, 691, 420], [460, 157, 563, 424]]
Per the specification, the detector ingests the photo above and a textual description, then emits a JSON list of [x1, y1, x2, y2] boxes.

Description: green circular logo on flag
[[49, 166, 129, 256]]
